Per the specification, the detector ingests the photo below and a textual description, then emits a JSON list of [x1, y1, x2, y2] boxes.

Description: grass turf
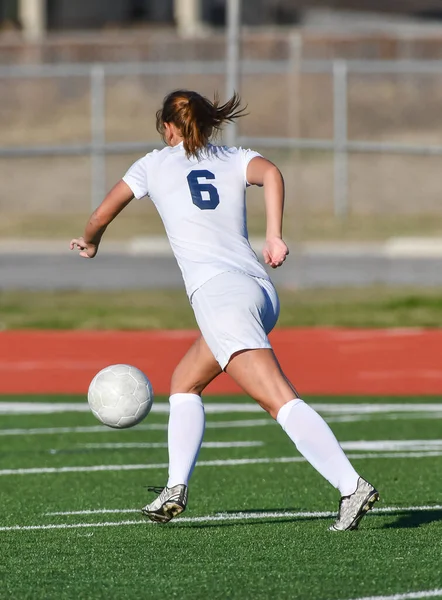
[[1, 287, 442, 329], [1, 395, 442, 600]]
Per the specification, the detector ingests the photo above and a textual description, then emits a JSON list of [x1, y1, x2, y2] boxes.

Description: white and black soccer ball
[[87, 364, 153, 429]]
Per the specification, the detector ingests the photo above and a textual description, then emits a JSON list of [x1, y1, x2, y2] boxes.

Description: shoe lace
[[147, 486, 165, 495]]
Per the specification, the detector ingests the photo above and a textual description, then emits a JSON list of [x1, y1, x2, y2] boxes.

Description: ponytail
[[156, 90, 247, 158]]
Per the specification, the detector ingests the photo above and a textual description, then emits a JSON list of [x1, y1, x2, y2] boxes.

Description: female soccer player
[[70, 90, 378, 531]]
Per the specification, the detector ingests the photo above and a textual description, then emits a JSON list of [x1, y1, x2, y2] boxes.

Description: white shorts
[[190, 271, 280, 370]]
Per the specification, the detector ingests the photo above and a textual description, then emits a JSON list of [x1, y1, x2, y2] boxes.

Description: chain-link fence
[[1, 53, 442, 241]]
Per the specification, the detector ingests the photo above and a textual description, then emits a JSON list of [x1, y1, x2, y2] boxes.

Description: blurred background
[[1, 0, 442, 297]]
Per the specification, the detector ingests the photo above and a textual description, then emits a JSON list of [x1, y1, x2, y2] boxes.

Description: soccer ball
[[87, 364, 153, 429]]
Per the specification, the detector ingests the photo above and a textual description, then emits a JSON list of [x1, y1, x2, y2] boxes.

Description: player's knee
[[250, 394, 282, 420], [171, 381, 205, 395], [170, 366, 205, 396]]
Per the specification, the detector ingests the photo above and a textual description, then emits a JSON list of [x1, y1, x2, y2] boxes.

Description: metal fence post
[[288, 31, 302, 241], [225, 0, 241, 147], [333, 60, 348, 218], [288, 31, 302, 139], [90, 64, 106, 210]]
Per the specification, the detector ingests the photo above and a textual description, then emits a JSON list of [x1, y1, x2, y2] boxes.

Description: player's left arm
[[246, 156, 289, 269], [70, 180, 134, 259]]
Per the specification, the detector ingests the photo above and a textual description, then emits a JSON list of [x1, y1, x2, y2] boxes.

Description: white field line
[[340, 440, 442, 451], [0, 402, 267, 415], [204, 419, 274, 428], [0, 416, 422, 438], [312, 404, 442, 415], [0, 419, 275, 437], [2, 402, 442, 416], [206, 419, 274, 428], [1, 414, 442, 438], [82, 440, 442, 452], [326, 415, 378, 423], [82, 441, 264, 450], [46, 503, 442, 517], [345, 413, 442, 423], [320, 415, 442, 424], [0, 457, 302, 476], [0, 424, 166, 436], [1, 451, 442, 476], [3, 504, 442, 533], [344, 589, 442, 600], [0, 403, 89, 414], [0, 520, 146, 532]]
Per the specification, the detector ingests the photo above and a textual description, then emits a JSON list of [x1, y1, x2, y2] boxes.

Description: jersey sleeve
[[238, 148, 263, 186], [122, 155, 151, 200]]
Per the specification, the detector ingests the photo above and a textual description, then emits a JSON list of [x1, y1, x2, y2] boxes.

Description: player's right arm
[[246, 156, 289, 269], [70, 180, 134, 259]]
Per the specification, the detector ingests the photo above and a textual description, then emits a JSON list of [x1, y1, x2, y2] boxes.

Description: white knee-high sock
[[167, 393, 205, 488], [276, 399, 359, 496]]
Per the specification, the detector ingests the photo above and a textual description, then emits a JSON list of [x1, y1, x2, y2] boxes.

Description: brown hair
[[156, 90, 247, 158]]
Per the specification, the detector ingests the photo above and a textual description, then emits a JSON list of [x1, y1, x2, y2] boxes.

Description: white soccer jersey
[[122, 143, 270, 297]]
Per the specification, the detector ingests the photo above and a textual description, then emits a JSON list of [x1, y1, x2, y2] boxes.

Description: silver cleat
[[330, 477, 379, 531], [141, 484, 188, 523]]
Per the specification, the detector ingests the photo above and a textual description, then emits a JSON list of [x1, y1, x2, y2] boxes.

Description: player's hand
[[69, 237, 98, 259], [263, 237, 289, 269]]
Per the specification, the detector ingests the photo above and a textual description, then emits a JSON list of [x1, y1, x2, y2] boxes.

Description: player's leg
[[225, 348, 379, 530], [169, 335, 222, 396], [142, 336, 222, 523], [225, 347, 296, 419], [167, 335, 221, 487], [225, 348, 361, 490], [200, 273, 377, 530]]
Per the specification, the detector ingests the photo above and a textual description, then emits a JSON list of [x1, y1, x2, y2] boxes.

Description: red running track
[[0, 328, 441, 396]]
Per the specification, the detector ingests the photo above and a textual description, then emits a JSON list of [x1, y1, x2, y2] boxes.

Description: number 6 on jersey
[[187, 170, 220, 210]]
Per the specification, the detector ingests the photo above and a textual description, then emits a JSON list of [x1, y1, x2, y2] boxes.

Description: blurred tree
[[0, 0, 19, 26]]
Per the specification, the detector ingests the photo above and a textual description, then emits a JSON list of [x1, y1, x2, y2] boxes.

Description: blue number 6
[[187, 170, 220, 210]]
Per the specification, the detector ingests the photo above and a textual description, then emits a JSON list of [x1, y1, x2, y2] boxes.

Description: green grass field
[[1, 287, 442, 329], [2, 395, 442, 600]]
